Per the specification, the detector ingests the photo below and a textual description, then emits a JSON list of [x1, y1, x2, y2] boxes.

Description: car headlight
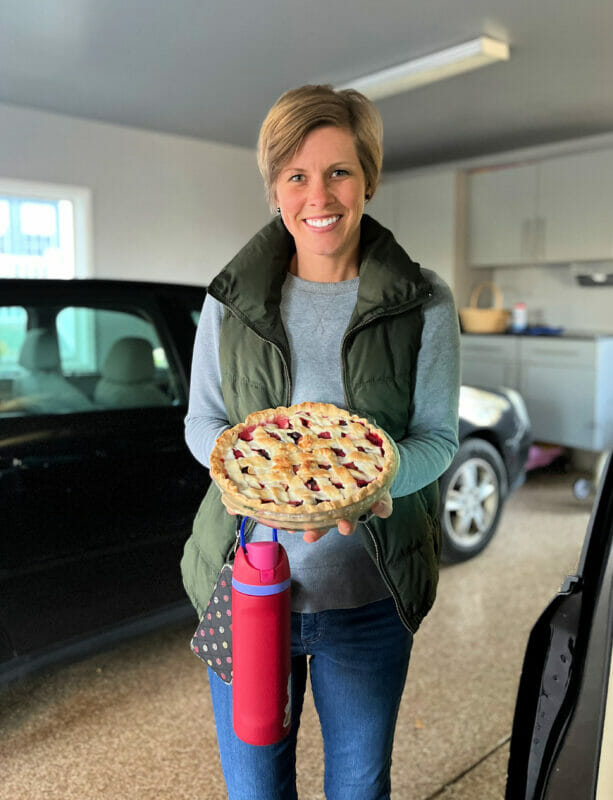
[[500, 387, 531, 434]]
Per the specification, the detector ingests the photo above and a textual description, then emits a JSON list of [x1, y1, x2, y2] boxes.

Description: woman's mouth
[[304, 215, 341, 230]]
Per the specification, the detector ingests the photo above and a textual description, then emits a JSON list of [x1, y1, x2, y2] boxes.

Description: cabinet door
[[519, 340, 597, 449], [468, 164, 538, 267], [520, 364, 596, 448], [460, 335, 520, 388], [539, 149, 613, 262]]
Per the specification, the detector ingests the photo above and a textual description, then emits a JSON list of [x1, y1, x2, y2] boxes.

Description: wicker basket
[[459, 282, 510, 334]]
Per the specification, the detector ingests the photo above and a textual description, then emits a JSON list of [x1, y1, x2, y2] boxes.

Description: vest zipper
[[262, 335, 292, 406], [362, 518, 415, 634], [340, 291, 432, 410], [216, 298, 293, 406]]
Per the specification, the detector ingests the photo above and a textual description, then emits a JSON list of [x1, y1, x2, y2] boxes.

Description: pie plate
[[215, 454, 398, 532]]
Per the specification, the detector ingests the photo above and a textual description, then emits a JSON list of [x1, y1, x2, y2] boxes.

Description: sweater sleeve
[[389, 271, 460, 498], [184, 294, 230, 468]]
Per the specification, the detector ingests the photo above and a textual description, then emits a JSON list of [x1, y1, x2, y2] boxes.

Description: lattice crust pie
[[210, 402, 396, 519]]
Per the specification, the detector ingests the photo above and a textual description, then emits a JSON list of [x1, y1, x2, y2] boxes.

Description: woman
[[182, 84, 460, 800]]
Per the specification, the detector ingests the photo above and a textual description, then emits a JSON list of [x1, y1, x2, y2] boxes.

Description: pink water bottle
[[232, 521, 292, 745]]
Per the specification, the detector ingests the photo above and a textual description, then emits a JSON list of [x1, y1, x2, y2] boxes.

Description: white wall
[[491, 263, 613, 334], [0, 102, 270, 285]]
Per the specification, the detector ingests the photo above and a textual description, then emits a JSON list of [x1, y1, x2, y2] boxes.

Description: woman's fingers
[[337, 518, 357, 536], [302, 527, 331, 543], [371, 491, 393, 519]]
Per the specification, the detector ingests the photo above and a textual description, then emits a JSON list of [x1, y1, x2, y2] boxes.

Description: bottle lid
[[245, 541, 279, 570]]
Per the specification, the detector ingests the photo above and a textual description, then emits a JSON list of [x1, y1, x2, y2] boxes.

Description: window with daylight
[[0, 179, 92, 280]]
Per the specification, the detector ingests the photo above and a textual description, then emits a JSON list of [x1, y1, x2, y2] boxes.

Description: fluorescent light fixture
[[336, 36, 509, 100]]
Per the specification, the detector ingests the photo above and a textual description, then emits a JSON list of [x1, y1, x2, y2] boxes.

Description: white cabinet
[[519, 340, 597, 450], [460, 335, 520, 388], [538, 149, 613, 262], [461, 335, 613, 451], [468, 148, 613, 267], [368, 169, 459, 290], [468, 164, 538, 267]]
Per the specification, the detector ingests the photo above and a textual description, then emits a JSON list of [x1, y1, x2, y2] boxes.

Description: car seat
[[13, 328, 95, 414], [93, 336, 172, 409]]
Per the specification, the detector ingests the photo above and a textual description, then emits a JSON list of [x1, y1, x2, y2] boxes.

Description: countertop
[[461, 330, 613, 340]]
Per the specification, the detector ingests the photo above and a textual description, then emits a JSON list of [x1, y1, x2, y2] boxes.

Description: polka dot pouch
[[190, 563, 234, 684]]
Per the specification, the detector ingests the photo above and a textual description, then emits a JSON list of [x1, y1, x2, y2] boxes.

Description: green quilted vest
[[181, 215, 442, 633]]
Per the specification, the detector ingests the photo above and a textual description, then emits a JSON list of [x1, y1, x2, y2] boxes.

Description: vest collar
[[208, 214, 431, 342]]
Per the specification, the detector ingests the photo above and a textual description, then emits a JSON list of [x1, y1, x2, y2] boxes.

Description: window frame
[[0, 178, 93, 278]]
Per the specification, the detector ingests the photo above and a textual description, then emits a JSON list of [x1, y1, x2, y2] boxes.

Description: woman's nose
[[307, 176, 334, 207]]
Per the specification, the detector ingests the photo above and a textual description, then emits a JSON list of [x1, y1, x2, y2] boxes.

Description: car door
[[0, 280, 208, 681], [506, 454, 613, 798]]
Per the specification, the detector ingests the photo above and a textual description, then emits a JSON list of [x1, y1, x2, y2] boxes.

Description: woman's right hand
[[222, 490, 393, 542]]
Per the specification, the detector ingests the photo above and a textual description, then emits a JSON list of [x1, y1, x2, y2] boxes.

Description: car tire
[[439, 438, 507, 563]]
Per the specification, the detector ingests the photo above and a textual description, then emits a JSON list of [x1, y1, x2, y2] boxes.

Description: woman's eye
[[289, 174, 304, 183], [332, 169, 349, 178]]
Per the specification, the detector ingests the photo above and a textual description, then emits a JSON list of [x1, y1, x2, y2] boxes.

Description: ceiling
[[1, 0, 613, 171]]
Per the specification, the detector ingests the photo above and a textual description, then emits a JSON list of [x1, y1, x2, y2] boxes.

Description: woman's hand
[[301, 491, 393, 543], [223, 491, 393, 543]]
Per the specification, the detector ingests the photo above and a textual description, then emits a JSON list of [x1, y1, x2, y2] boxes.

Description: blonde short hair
[[257, 84, 383, 211]]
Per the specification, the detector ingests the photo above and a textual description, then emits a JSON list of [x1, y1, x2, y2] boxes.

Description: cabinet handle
[[537, 217, 546, 260], [530, 348, 581, 358], [521, 219, 529, 260]]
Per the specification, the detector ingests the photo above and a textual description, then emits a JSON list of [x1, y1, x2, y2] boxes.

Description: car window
[[0, 305, 27, 412], [0, 303, 183, 416]]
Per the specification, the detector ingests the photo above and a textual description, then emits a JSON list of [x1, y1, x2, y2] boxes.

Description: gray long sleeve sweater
[[185, 268, 460, 612]]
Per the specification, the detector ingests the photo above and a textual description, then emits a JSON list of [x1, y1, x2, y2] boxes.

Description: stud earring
[[276, 207, 281, 214], [365, 193, 371, 201]]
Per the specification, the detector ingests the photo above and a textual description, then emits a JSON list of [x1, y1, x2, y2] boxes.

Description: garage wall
[[0, 102, 270, 285]]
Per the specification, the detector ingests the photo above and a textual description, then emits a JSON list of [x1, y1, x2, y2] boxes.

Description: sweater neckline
[[283, 272, 360, 295]]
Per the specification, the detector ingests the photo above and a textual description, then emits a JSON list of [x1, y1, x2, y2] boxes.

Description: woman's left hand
[[301, 491, 393, 543]]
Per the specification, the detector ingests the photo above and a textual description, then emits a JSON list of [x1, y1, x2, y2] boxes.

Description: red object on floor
[[525, 444, 565, 472]]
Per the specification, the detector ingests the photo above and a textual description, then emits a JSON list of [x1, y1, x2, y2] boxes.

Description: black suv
[[0, 279, 530, 684], [1, 279, 208, 684]]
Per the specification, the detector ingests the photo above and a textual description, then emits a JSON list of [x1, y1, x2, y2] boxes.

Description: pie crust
[[210, 402, 396, 522]]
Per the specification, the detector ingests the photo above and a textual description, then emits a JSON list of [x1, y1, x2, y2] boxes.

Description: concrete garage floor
[[0, 471, 593, 800]]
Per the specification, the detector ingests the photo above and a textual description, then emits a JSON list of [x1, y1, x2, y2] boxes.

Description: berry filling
[[238, 426, 255, 442]]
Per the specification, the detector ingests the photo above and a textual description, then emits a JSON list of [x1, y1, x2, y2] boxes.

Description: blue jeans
[[208, 596, 413, 800]]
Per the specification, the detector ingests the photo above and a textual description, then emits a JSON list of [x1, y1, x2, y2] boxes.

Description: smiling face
[[274, 125, 367, 280]]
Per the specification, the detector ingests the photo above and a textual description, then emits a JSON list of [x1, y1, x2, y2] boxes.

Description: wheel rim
[[443, 456, 500, 550]]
